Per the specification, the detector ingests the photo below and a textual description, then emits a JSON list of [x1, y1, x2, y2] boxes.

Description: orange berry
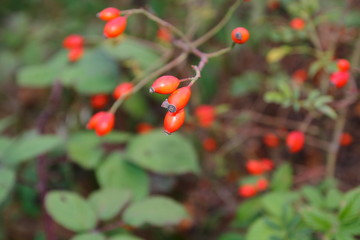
[[263, 133, 279, 148], [87, 112, 115, 136], [246, 160, 265, 175], [238, 185, 257, 198], [194, 105, 216, 128], [97, 7, 120, 21], [231, 27, 250, 44], [167, 87, 191, 113], [63, 34, 84, 49], [286, 131, 305, 153], [164, 109, 185, 135], [157, 27, 172, 43], [150, 75, 180, 94], [290, 18, 305, 30], [103, 16, 127, 38], [68, 47, 84, 62], [337, 59, 351, 72], [340, 132, 353, 146], [113, 82, 134, 99], [91, 94, 108, 109], [202, 137, 217, 152]]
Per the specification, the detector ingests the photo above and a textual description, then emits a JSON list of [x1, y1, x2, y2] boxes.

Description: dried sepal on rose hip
[[113, 82, 134, 99], [87, 111, 115, 136], [166, 86, 192, 113], [286, 130, 305, 153], [97, 7, 121, 21], [231, 27, 250, 44], [164, 108, 185, 135], [149, 75, 180, 94], [103, 16, 127, 38]]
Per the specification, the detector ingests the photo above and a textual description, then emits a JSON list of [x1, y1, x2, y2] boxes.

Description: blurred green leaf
[[45, 191, 97, 232], [96, 153, 149, 201], [123, 93, 149, 119], [123, 196, 189, 227], [271, 163, 293, 191], [266, 46, 292, 63], [232, 198, 261, 228], [264, 91, 285, 103], [318, 105, 337, 119], [325, 188, 342, 210], [2, 133, 62, 166], [302, 186, 324, 208], [0, 167, 15, 205], [261, 192, 295, 219], [300, 207, 337, 232], [339, 188, 360, 224], [231, 71, 262, 97], [246, 218, 284, 240], [0, 116, 14, 133], [70, 233, 105, 240], [109, 234, 144, 240], [67, 131, 104, 169], [127, 130, 199, 175], [219, 232, 245, 240], [88, 189, 131, 221]]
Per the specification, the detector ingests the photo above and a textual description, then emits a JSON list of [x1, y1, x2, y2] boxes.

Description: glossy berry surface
[[97, 7, 120, 21], [68, 47, 84, 62], [103, 16, 127, 38], [246, 160, 265, 175], [87, 112, 115, 136], [91, 94, 108, 109], [164, 109, 185, 135], [113, 82, 134, 99], [195, 105, 216, 128], [337, 59, 351, 72], [150, 75, 180, 94], [263, 133, 279, 148], [256, 178, 269, 191], [63, 35, 84, 49], [340, 132, 353, 146], [330, 71, 350, 88], [286, 131, 305, 153], [231, 27, 250, 44], [238, 185, 257, 198], [202, 137, 217, 152], [167, 87, 191, 113], [290, 18, 305, 30]]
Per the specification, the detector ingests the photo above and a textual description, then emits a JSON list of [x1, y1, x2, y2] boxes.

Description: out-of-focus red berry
[[292, 69, 308, 83], [246, 160, 265, 175], [231, 27, 250, 44], [113, 82, 134, 99], [157, 27, 172, 43], [267, 0, 280, 10], [260, 158, 274, 172], [103, 16, 127, 38], [256, 178, 269, 191], [68, 47, 84, 62], [137, 123, 153, 134], [238, 185, 257, 198], [91, 94, 108, 109], [63, 34, 84, 49], [194, 105, 216, 128], [340, 132, 353, 146], [290, 18, 305, 30], [97, 7, 120, 21], [87, 111, 115, 136], [263, 133, 279, 148], [330, 71, 350, 88], [286, 131, 305, 153], [337, 59, 351, 72], [202, 137, 217, 152]]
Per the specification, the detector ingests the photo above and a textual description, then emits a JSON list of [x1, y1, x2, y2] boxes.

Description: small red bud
[[286, 131, 305, 153]]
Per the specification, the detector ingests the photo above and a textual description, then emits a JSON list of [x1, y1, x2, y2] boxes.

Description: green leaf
[[219, 232, 245, 240], [325, 188, 342, 210], [0, 167, 15, 205], [2, 133, 62, 166], [230, 71, 262, 97], [232, 198, 261, 228], [123, 196, 189, 227], [101, 132, 133, 144], [339, 188, 360, 224], [101, 38, 161, 70], [88, 189, 131, 221], [126, 130, 199, 175], [109, 234, 144, 240], [122, 93, 149, 119], [45, 191, 97, 232], [309, 60, 323, 77], [261, 192, 296, 219], [302, 186, 324, 208], [300, 207, 337, 232], [0, 137, 13, 159], [66, 131, 104, 169], [264, 91, 285, 103], [70, 233, 105, 240], [318, 105, 337, 119], [314, 95, 333, 108], [0, 116, 14, 133], [96, 153, 149, 201], [266, 46, 292, 63], [246, 218, 284, 240], [271, 164, 293, 191], [60, 49, 119, 94]]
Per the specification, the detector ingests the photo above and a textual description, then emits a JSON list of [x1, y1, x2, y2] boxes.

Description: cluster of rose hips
[[238, 158, 274, 198], [330, 59, 351, 88], [263, 131, 305, 153], [62, 34, 85, 62], [97, 7, 127, 38]]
